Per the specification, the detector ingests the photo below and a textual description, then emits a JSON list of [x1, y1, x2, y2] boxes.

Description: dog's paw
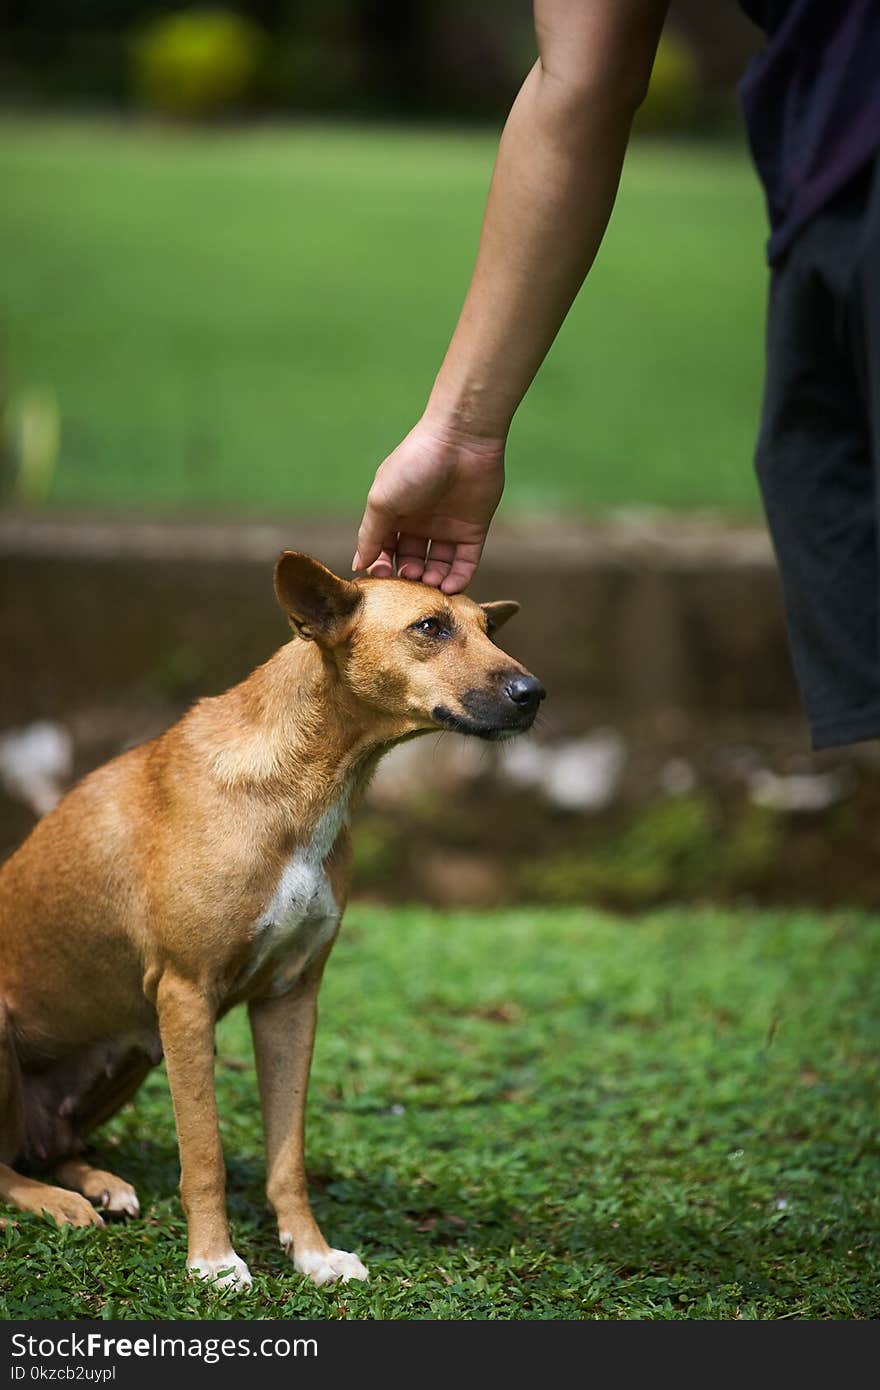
[[100, 1183, 140, 1219], [187, 1251, 253, 1292], [40, 1189, 105, 1229], [289, 1242, 369, 1287], [79, 1171, 140, 1219]]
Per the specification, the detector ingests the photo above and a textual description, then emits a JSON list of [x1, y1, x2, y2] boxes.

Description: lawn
[[0, 119, 767, 518], [1, 905, 877, 1320]]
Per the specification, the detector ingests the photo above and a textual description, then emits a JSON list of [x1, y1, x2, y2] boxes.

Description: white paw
[[187, 1250, 253, 1291], [101, 1187, 140, 1219], [290, 1243, 369, 1287]]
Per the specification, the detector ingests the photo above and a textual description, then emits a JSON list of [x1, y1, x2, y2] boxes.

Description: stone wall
[[0, 513, 800, 730], [6, 513, 872, 909]]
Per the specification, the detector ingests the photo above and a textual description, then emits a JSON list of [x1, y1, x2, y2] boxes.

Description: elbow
[[538, 56, 656, 130], [618, 58, 655, 115], [534, 10, 663, 137]]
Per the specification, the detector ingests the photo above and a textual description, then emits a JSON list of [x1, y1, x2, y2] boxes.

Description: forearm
[[426, 4, 666, 441], [353, 1, 668, 591]]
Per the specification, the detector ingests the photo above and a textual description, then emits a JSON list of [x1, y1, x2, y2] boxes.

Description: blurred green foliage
[[351, 823, 402, 885], [1, 3, 756, 128], [518, 793, 781, 908]]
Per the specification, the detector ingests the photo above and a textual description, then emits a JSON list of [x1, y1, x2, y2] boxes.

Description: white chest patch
[[244, 794, 349, 996]]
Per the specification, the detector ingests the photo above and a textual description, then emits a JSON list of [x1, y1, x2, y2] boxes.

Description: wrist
[[420, 393, 509, 454]]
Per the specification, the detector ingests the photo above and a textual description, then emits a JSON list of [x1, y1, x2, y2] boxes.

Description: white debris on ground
[[746, 767, 852, 813], [367, 726, 629, 815], [0, 721, 73, 817], [658, 757, 698, 796], [500, 729, 627, 812], [366, 733, 490, 807]]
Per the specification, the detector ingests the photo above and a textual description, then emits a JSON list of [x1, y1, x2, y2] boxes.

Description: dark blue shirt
[[738, 0, 880, 263]]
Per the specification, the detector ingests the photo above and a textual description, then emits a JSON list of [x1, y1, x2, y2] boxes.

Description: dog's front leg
[[157, 973, 252, 1290], [249, 974, 369, 1287]]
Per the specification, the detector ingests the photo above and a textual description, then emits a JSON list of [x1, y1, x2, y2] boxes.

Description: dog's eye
[[411, 616, 443, 637]]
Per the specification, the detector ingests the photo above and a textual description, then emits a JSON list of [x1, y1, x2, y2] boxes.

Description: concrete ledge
[[0, 511, 775, 567], [0, 512, 799, 730]]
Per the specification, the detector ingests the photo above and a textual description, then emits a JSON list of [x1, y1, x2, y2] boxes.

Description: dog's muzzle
[[432, 671, 546, 740]]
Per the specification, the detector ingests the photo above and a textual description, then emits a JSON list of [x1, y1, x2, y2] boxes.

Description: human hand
[[353, 419, 505, 593]]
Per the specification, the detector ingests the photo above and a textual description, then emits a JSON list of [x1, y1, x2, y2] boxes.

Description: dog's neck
[[183, 637, 401, 828]]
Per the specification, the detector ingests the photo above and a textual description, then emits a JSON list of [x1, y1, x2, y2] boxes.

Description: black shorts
[[756, 155, 880, 750]]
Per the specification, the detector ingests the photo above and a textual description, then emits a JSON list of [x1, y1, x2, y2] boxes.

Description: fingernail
[[351, 552, 361, 571]]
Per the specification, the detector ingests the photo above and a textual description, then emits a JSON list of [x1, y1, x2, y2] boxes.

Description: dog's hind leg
[[0, 1001, 104, 1228], [0, 1000, 24, 1167], [54, 1157, 140, 1218], [51, 1048, 151, 1218]]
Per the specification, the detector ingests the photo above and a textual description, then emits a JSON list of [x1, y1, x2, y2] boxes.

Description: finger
[[421, 539, 455, 588], [439, 541, 484, 594], [354, 495, 396, 573], [395, 533, 429, 581], [367, 544, 396, 579]]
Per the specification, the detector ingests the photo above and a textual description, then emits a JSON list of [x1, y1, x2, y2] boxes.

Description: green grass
[[0, 118, 767, 517], [1, 905, 878, 1320]]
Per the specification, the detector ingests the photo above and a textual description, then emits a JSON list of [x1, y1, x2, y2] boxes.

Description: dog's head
[[274, 551, 545, 741]]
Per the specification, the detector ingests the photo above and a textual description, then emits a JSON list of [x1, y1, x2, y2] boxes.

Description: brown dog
[[0, 552, 544, 1288]]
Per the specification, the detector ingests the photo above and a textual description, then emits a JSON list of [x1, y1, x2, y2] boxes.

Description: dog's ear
[[274, 551, 363, 644], [481, 600, 520, 634]]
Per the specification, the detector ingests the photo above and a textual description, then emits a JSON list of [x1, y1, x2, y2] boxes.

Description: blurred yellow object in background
[[3, 387, 59, 505], [130, 8, 266, 120], [639, 30, 700, 132]]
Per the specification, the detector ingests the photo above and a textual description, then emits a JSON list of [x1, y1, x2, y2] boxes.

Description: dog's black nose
[[504, 674, 546, 709]]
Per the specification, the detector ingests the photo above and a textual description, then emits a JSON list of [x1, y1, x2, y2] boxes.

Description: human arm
[[354, 0, 669, 592]]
